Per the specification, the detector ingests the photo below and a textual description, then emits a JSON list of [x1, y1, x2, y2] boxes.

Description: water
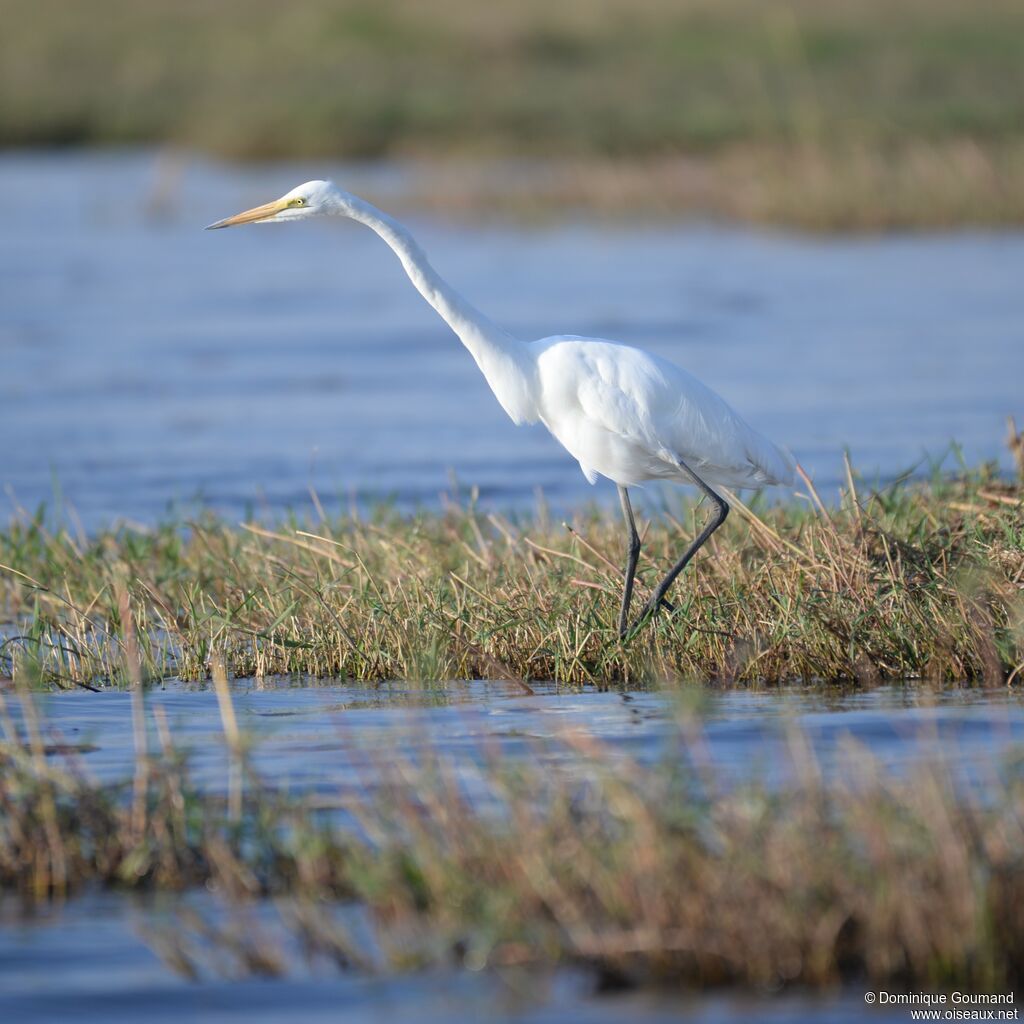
[[14, 681, 1024, 794], [4, 682, 1020, 1023], [2, 150, 1022, 527], [0, 893, 908, 1024]]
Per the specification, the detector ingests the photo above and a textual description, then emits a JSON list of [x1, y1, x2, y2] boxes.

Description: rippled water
[[14, 681, 1024, 793], [2, 151, 1022, 527]]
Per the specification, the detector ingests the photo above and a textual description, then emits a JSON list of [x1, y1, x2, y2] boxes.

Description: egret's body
[[530, 336, 791, 490], [209, 181, 792, 635]]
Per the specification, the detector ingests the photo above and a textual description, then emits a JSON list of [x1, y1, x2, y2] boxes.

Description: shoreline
[[12, 142, 1024, 232]]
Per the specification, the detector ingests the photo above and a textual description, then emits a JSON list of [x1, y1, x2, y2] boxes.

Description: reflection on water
[[1, 151, 1022, 527]]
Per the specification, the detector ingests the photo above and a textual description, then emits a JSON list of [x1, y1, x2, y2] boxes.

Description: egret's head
[[206, 180, 338, 229]]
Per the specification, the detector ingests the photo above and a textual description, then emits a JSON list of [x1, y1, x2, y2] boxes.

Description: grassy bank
[[3, 0, 1024, 226], [1, 465, 1022, 689], [358, 142, 1024, 230], [2, 686, 1023, 991]]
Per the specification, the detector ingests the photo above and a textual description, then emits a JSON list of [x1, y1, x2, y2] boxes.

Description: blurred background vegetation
[[2, 0, 1023, 226]]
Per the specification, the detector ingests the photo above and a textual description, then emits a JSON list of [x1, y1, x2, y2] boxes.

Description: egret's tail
[[746, 431, 795, 487]]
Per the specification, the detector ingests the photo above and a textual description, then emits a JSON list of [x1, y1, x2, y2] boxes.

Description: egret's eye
[[288, 197, 306, 208]]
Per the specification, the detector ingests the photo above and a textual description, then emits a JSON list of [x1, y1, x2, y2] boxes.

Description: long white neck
[[331, 191, 538, 426]]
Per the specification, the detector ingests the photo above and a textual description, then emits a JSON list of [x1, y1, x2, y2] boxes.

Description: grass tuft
[[1, 464, 1022, 688]]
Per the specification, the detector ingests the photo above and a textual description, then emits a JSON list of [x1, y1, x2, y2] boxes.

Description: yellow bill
[[205, 197, 290, 230]]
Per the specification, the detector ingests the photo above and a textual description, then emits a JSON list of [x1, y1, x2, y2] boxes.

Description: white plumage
[[530, 335, 792, 490], [209, 180, 793, 636]]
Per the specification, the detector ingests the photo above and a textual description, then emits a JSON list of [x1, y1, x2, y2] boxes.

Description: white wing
[[533, 336, 793, 489]]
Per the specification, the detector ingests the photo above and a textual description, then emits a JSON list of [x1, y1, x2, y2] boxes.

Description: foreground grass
[[1, 465, 1022, 689], [2, 688, 1023, 991], [3, 0, 1024, 226]]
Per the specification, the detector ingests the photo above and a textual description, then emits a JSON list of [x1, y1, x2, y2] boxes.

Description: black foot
[[622, 599, 660, 639], [618, 597, 674, 640]]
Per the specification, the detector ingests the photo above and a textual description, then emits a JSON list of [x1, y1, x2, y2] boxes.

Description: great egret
[[208, 181, 793, 636]]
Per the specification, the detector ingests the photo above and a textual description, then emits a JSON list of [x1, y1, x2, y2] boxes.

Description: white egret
[[208, 181, 793, 636]]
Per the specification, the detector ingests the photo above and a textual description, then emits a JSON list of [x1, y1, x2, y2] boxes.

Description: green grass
[[1, 462, 1022, 689], [2, 683, 1024, 991], [3, 0, 1024, 226], [4, 0, 1023, 158]]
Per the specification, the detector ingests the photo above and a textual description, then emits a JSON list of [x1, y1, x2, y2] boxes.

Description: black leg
[[616, 486, 676, 639], [628, 459, 729, 635], [617, 486, 642, 638]]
